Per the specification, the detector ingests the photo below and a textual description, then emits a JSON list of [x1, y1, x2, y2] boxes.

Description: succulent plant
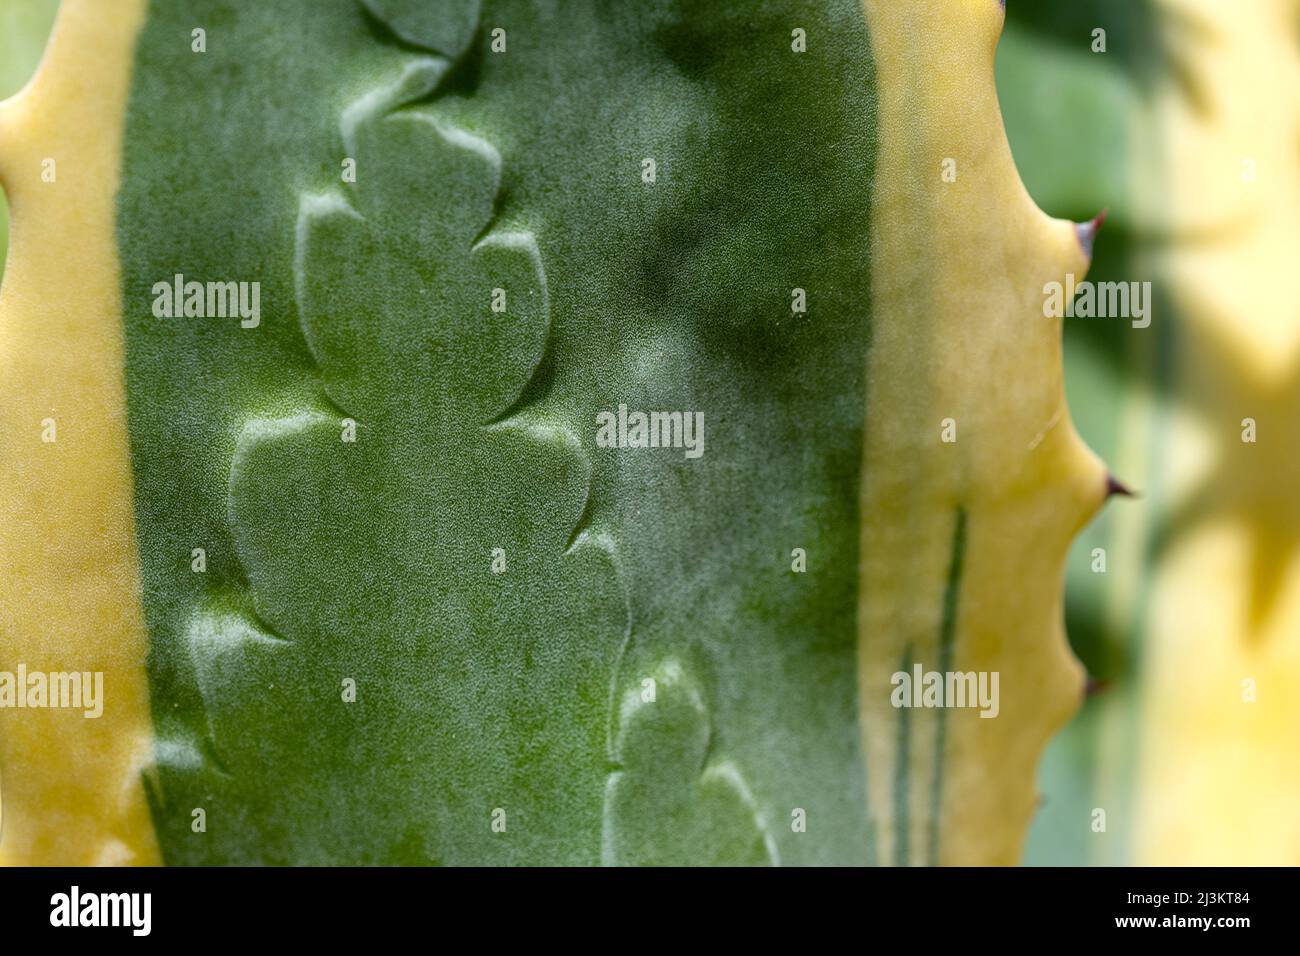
[[0, 0, 1124, 866], [1000, 0, 1300, 866]]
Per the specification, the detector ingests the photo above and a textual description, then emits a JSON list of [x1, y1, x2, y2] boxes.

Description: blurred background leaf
[[0, 0, 61, 284], [999, 0, 1300, 865]]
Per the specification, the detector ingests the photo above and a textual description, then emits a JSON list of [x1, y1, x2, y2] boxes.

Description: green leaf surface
[[124, 0, 878, 865]]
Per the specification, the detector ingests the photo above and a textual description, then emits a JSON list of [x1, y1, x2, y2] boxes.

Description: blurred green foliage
[[997, 0, 1173, 865], [0, 0, 61, 283]]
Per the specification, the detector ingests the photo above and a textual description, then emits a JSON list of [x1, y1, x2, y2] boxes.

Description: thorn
[[1076, 208, 1109, 258], [1105, 473, 1137, 499], [1085, 675, 1111, 698]]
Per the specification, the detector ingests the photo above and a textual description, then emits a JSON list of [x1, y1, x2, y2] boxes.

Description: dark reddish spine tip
[[1085, 676, 1111, 698], [1105, 473, 1137, 499], [1076, 208, 1109, 257]]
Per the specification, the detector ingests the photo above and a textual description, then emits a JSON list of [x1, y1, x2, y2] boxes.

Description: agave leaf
[[2, 0, 1107, 865], [995, 0, 1163, 867], [0, 0, 157, 865], [1002, 0, 1300, 866], [122, 0, 884, 867]]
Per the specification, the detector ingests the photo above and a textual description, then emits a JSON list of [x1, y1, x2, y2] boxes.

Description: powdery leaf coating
[[361, 0, 481, 59], [207, 110, 627, 864], [109, 0, 1103, 867]]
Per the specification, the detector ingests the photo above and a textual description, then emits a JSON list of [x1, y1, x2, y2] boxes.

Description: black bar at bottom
[[0, 865, 1278, 942]]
